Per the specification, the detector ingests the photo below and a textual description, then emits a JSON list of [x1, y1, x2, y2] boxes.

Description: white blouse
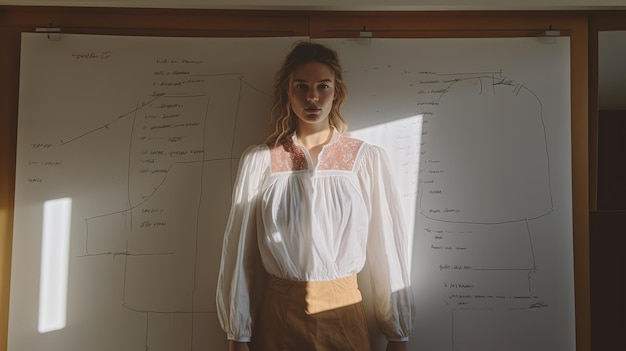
[[216, 130, 413, 343]]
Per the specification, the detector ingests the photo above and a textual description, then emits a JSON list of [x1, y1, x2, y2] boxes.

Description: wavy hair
[[265, 41, 348, 147]]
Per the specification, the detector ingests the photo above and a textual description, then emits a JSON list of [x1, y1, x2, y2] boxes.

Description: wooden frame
[[0, 6, 591, 351], [588, 11, 626, 211], [588, 11, 626, 351]]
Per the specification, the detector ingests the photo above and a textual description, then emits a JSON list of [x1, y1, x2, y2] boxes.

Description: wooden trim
[[309, 10, 581, 38], [0, 14, 20, 351], [588, 14, 626, 350], [569, 14, 591, 351], [0, 7, 593, 351], [589, 10, 626, 31], [0, 6, 310, 36], [588, 20, 599, 212], [588, 11, 626, 212]]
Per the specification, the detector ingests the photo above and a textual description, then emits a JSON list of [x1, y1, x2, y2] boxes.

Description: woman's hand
[[228, 340, 250, 351], [386, 341, 407, 351]]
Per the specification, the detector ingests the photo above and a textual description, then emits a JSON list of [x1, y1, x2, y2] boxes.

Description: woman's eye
[[319, 84, 330, 89], [295, 84, 308, 89]]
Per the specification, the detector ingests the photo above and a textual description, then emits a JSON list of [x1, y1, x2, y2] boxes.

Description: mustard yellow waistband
[[265, 275, 363, 314]]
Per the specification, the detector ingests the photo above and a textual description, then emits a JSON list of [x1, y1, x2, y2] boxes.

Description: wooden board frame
[[0, 6, 591, 351], [588, 11, 626, 351], [588, 11, 626, 211]]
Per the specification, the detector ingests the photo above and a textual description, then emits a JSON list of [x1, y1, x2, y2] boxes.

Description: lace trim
[[269, 136, 364, 172], [317, 137, 363, 171], [269, 140, 308, 172]]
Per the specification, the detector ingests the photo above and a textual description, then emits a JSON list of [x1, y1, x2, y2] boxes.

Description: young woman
[[216, 41, 413, 351]]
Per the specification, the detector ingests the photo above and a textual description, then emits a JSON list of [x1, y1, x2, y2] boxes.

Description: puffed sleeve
[[216, 144, 270, 342], [357, 144, 414, 342]]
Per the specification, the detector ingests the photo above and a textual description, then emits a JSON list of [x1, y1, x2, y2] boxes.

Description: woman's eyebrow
[[292, 78, 334, 83]]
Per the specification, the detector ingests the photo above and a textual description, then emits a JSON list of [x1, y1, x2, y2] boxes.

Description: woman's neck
[[295, 124, 332, 151]]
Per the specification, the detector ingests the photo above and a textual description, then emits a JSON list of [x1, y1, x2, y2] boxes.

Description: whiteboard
[[10, 33, 574, 351]]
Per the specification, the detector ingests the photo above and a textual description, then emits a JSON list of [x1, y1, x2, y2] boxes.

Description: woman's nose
[[307, 95, 319, 102]]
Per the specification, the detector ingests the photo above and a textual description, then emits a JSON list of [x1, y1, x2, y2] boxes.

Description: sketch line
[[123, 303, 215, 314], [229, 76, 244, 189], [123, 241, 129, 302], [76, 251, 175, 258], [190, 95, 211, 351], [127, 97, 142, 229], [471, 267, 537, 271], [525, 87, 555, 211], [437, 70, 503, 76], [525, 219, 538, 270], [59, 95, 162, 146], [83, 158, 233, 224], [144, 312, 150, 351], [418, 209, 553, 225]]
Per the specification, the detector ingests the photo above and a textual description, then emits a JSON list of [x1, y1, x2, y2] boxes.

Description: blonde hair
[[265, 41, 348, 146]]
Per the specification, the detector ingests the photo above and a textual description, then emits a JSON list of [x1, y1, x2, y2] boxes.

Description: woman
[[216, 41, 413, 351]]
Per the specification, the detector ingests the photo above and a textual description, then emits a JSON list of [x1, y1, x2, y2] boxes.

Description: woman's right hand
[[228, 340, 250, 351]]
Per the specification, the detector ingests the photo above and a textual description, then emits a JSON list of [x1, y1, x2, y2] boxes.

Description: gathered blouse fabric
[[216, 131, 413, 343]]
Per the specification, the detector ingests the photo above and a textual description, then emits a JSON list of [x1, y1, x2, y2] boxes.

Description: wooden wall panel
[[590, 211, 626, 350], [588, 11, 626, 351], [597, 110, 626, 210]]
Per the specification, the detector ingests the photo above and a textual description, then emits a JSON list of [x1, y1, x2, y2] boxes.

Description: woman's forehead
[[291, 62, 335, 81]]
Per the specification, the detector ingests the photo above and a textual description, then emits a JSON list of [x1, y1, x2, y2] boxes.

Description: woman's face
[[289, 61, 336, 129]]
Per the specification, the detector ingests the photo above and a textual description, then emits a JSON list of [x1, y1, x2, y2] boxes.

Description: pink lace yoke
[[268, 135, 364, 173]]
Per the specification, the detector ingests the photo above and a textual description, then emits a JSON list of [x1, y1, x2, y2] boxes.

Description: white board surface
[[10, 33, 574, 351]]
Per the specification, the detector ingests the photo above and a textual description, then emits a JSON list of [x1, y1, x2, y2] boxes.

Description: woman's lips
[[305, 107, 321, 113]]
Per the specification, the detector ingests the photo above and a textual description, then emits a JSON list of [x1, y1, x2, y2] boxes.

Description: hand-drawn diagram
[[409, 70, 563, 351], [10, 35, 300, 351], [324, 37, 575, 351], [11, 35, 575, 351]]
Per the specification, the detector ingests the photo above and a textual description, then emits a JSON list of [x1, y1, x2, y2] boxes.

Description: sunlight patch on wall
[[38, 197, 72, 333], [351, 115, 423, 265]]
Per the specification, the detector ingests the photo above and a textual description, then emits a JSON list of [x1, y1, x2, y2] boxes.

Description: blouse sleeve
[[357, 144, 414, 342], [216, 144, 269, 342]]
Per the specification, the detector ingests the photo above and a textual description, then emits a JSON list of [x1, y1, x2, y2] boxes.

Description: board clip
[[35, 26, 61, 41]]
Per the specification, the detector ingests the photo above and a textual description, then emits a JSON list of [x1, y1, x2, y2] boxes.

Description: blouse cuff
[[387, 336, 409, 342], [227, 335, 252, 343]]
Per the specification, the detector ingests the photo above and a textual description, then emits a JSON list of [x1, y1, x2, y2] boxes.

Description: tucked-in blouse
[[216, 129, 413, 343]]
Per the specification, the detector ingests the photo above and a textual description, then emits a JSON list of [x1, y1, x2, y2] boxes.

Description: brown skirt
[[251, 275, 372, 351]]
